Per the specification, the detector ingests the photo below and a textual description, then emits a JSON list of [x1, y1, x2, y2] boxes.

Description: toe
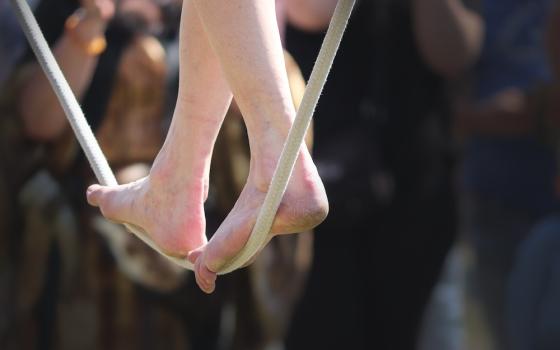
[[86, 183, 136, 224], [86, 184, 104, 207], [187, 246, 204, 265], [195, 254, 217, 294]]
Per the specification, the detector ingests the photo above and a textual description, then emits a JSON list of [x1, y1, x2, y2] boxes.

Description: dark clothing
[[460, 2, 560, 349], [286, 1, 456, 348], [507, 216, 560, 350], [463, 0, 559, 214]]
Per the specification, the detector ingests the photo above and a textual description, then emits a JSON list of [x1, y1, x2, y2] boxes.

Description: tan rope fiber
[[10, 0, 356, 274]]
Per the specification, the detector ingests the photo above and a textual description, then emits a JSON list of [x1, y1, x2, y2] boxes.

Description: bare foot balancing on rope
[[86, 0, 329, 293]]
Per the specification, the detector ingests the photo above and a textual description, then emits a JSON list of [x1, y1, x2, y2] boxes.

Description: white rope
[[11, 0, 355, 275]]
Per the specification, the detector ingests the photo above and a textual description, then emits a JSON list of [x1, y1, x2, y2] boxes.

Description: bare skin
[[19, 0, 115, 140], [87, 0, 328, 293]]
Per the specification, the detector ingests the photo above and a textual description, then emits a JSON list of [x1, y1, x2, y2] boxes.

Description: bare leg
[[187, 0, 328, 293], [87, 0, 232, 257], [88, 0, 328, 294]]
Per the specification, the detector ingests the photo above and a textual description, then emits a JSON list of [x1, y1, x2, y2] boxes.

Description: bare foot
[[87, 173, 207, 258], [189, 140, 328, 293], [86, 115, 215, 258]]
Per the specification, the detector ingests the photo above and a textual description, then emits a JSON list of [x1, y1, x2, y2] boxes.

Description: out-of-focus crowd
[[1, 0, 559, 349]]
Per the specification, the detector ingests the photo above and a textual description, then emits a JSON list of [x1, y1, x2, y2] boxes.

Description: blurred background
[[1, 0, 560, 349]]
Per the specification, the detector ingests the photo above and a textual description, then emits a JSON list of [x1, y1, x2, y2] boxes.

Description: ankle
[[243, 99, 296, 139], [248, 162, 276, 193], [149, 154, 208, 195], [249, 146, 314, 194], [148, 169, 208, 203]]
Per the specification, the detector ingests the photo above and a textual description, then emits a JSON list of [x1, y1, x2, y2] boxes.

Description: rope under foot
[[10, 0, 356, 274]]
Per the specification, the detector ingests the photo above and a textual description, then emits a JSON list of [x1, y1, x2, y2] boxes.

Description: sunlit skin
[[87, 0, 328, 293]]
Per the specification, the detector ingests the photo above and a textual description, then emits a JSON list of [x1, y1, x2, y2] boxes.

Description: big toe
[[86, 183, 135, 223], [87, 184, 107, 207]]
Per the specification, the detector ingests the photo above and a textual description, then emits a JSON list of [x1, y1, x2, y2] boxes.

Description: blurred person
[[14, 0, 184, 286], [506, 215, 560, 350], [505, 3, 560, 350], [0, 0, 40, 86], [283, 0, 460, 348], [1, 0, 194, 348], [86, 0, 329, 295], [422, 0, 560, 348]]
